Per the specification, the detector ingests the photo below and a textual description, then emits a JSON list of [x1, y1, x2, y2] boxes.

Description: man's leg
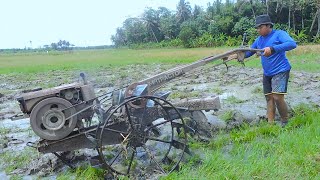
[[273, 94, 288, 122], [265, 94, 276, 123], [263, 74, 274, 123], [270, 70, 290, 126]]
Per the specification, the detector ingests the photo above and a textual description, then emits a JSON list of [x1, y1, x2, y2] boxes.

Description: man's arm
[[272, 30, 297, 52], [245, 39, 258, 58]]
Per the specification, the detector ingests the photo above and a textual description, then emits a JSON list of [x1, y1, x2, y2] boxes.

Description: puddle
[[0, 118, 38, 151], [0, 172, 9, 180], [0, 171, 46, 180], [0, 118, 30, 130], [0, 101, 21, 120], [192, 83, 208, 91]]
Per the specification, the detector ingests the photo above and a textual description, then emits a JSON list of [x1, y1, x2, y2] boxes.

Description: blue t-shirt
[[245, 29, 297, 76]]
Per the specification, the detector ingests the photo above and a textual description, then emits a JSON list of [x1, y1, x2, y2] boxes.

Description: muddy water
[[0, 172, 9, 180], [0, 65, 319, 178], [0, 118, 30, 129]]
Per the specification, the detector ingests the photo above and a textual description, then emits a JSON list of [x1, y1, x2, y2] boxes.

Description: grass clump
[[230, 126, 257, 143], [220, 110, 235, 122], [0, 126, 10, 135], [210, 87, 224, 95], [225, 95, 245, 104], [207, 134, 231, 149], [252, 86, 263, 94], [9, 175, 23, 180], [0, 148, 38, 174], [291, 103, 314, 116], [169, 91, 200, 99], [57, 166, 105, 180], [230, 123, 281, 143], [184, 153, 202, 167]]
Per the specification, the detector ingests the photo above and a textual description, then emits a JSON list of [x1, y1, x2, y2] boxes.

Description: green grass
[[9, 175, 23, 180], [0, 48, 223, 74], [208, 87, 224, 95], [57, 166, 105, 180], [169, 91, 201, 99], [1, 45, 319, 75], [164, 105, 320, 179], [0, 126, 10, 135], [225, 95, 246, 104], [220, 110, 235, 122], [0, 148, 38, 174], [252, 86, 263, 94]]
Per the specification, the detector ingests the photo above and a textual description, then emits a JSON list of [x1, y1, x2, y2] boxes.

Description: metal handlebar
[[125, 48, 265, 97]]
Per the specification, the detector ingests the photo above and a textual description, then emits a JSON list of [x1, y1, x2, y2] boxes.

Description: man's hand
[[263, 47, 273, 57]]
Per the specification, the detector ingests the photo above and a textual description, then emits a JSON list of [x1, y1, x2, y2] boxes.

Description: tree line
[[43, 40, 74, 51], [111, 0, 320, 48]]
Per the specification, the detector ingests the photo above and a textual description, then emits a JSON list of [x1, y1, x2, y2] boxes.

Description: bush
[[232, 17, 255, 36], [226, 36, 241, 47], [245, 27, 259, 45], [193, 32, 214, 47], [312, 35, 320, 43], [127, 39, 183, 49], [179, 26, 196, 48], [290, 29, 308, 44]]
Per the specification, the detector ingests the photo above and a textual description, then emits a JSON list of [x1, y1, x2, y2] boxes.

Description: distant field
[[0, 45, 319, 74]]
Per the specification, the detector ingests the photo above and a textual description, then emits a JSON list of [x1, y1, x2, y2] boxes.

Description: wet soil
[[0, 64, 319, 179]]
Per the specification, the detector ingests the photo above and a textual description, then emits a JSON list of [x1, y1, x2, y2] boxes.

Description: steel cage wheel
[[97, 95, 188, 176]]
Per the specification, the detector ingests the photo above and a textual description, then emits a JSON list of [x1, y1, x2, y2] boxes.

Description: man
[[237, 14, 297, 126]]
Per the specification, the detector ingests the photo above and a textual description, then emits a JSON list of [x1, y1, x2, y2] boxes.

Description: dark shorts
[[263, 70, 290, 95]]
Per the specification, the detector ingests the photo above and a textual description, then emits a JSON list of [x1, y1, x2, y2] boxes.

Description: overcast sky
[[0, 0, 210, 49]]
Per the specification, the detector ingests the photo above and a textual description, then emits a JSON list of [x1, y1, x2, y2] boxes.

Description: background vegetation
[[111, 0, 320, 48]]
